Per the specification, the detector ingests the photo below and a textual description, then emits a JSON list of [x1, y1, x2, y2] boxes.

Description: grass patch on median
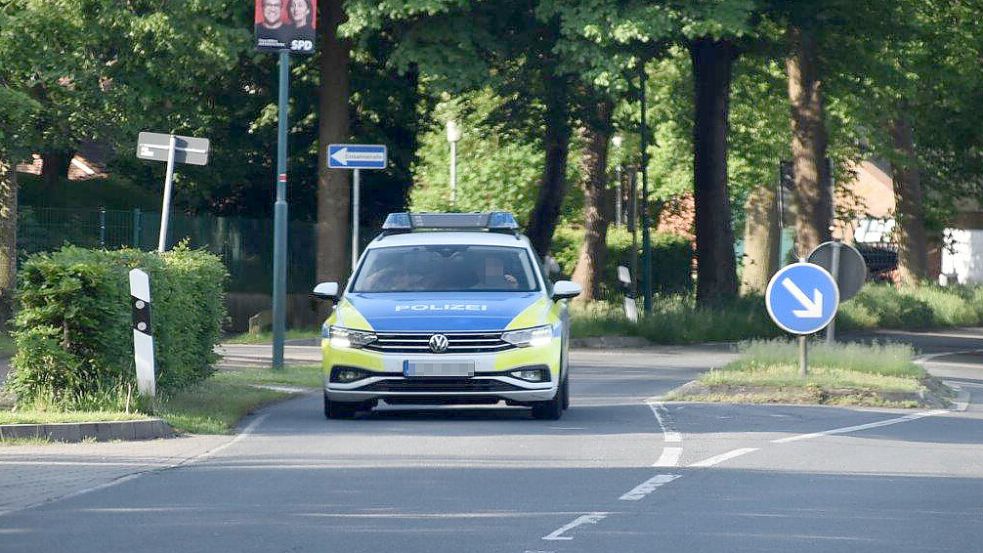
[[666, 339, 951, 408], [157, 365, 321, 434]]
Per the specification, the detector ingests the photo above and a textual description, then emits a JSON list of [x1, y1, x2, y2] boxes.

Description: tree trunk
[[316, 0, 352, 287], [889, 114, 928, 285], [0, 159, 17, 326], [690, 38, 738, 307], [526, 79, 571, 258], [786, 24, 832, 255], [571, 100, 614, 302], [40, 149, 72, 190], [739, 184, 781, 295]]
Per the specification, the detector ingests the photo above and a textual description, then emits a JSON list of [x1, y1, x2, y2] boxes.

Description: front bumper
[[323, 339, 561, 404]]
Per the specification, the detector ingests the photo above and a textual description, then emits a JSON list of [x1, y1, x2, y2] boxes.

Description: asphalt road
[[2, 333, 983, 553]]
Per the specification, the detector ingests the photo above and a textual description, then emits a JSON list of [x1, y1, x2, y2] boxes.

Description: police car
[[312, 212, 581, 420]]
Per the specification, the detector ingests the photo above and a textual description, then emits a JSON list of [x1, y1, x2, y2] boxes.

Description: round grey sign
[[807, 241, 867, 301]]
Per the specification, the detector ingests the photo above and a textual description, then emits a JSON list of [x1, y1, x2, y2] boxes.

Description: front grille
[[364, 332, 514, 354], [360, 378, 524, 393]]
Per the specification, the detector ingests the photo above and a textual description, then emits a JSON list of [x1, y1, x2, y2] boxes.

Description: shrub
[[550, 226, 693, 300], [8, 244, 227, 408]]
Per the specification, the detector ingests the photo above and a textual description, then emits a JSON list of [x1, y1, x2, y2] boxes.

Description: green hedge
[[551, 226, 693, 299], [8, 245, 227, 408]]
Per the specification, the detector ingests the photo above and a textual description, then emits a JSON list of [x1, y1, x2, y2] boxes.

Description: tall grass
[[728, 339, 923, 377], [573, 284, 983, 343], [571, 294, 779, 344]]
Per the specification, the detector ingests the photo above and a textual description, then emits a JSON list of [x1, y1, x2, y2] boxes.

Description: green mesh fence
[[18, 206, 328, 294]]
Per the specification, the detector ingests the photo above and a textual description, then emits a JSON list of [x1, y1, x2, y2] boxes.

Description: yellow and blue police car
[[312, 212, 581, 420]]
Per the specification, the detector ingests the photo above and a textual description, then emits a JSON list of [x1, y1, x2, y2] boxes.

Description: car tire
[[531, 382, 564, 420], [561, 375, 570, 410], [324, 392, 359, 419]]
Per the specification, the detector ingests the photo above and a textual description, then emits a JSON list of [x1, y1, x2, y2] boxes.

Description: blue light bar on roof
[[382, 212, 519, 231]]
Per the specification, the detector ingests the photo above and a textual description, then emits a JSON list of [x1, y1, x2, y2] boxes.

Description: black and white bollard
[[129, 269, 156, 398]]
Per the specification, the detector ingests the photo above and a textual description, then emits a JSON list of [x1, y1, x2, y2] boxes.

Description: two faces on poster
[[255, 0, 316, 54]]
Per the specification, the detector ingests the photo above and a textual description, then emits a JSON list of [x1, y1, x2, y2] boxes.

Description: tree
[[570, 98, 614, 300], [691, 38, 740, 305], [316, 0, 353, 286], [785, 22, 831, 255]]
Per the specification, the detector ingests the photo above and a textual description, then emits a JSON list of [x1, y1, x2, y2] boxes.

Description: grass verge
[[666, 339, 951, 408], [0, 331, 15, 357], [571, 284, 983, 345], [0, 365, 322, 436], [223, 328, 321, 344], [157, 365, 321, 434]]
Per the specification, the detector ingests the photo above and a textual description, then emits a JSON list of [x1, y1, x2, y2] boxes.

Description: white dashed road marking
[[646, 400, 681, 443], [619, 474, 681, 501], [652, 447, 683, 468], [688, 447, 759, 468], [542, 512, 609, 541], [771, 410, 947, 444]]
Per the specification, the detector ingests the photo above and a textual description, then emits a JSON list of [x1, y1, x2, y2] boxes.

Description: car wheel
[[561, 375, 570, 410], [531, 382, 564, 420], [324, 392, 359, 419]]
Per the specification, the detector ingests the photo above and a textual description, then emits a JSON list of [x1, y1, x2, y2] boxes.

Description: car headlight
[[502, 325, 553, 348], [328, 326, 377, 349]]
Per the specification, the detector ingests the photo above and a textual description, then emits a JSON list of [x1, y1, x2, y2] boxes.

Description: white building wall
[[941, 229, 983, 284]]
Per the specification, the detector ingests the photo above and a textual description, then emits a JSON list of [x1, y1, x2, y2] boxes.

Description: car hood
[[339, 292, 546, 332]]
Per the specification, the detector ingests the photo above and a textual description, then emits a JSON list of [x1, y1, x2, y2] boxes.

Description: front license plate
[[403, 361, 476, 378]]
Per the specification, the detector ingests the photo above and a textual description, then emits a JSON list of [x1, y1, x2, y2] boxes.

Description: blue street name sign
[[765, 262, 840, 335], [327, 144, 387, 170]]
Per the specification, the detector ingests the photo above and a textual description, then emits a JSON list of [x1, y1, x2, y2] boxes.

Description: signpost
[[256, 0, 317, 370], [766, 262, 840, 376], [327, 144, 388, 271], [136, 132, 210, 252], [808, 241, 868, 343]]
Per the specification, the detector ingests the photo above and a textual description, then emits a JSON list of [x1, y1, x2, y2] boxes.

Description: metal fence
[[18, 206, 326, 294]]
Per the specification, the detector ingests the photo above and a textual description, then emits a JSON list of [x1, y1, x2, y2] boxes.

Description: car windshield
[[352, 245, 539, 293]]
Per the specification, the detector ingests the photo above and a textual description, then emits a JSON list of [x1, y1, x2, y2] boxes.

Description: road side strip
[[646, 401, 682, 443], [541, 512, 609, 541], [652, 447, 683, 468], [619, 474, 681, 501], [689, 448, 758, 468], [771, 409, 948, 444]]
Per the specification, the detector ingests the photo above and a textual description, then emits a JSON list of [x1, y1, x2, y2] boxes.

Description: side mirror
[[552, 280, 582, 301], [312, 282, 339, 302]]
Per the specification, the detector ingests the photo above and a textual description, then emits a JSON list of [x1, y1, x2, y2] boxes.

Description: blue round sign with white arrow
[[765, 262, 840, 335]]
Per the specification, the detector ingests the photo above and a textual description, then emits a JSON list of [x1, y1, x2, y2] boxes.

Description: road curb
[[0, 418, 173, 443]]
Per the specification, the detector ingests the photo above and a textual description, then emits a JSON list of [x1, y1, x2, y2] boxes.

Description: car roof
[[367, 231, 532, 250]]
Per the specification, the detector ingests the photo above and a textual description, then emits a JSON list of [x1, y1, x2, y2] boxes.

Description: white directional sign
[[765, 262, 840, 335], [136, 132, 210, 166], [327, 144, 387, 169]]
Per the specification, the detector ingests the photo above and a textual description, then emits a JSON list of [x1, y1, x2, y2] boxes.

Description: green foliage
[[571, 294, 778, 344], [730, 339, 923, 378], [18, 173, 161, 211], [8, 245, 227, 408], [551, 226, 693, 298], [839, 284, 983, 330]]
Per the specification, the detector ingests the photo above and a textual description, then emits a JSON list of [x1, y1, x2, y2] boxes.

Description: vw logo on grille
[[428, 334, 450, 353]]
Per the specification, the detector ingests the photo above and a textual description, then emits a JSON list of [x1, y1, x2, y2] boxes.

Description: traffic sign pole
[[352, 169, 360, 272], [639, 64, 652, 315], [272, 50, 290, 371], [799, 335, 808, 377], [157, 134, 177, 252], [826, 240, 842, 344]]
